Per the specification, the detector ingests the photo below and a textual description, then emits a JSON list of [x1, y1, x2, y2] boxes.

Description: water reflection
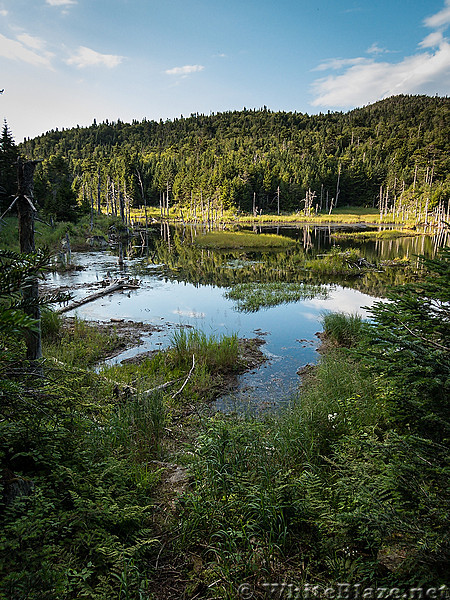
[[129, 226, 429, 299], [45, 223, 443, 409]]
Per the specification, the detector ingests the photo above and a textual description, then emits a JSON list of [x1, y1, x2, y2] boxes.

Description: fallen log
[[57, 279, 139, 314]]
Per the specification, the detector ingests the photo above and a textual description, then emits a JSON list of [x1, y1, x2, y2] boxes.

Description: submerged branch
[[57, 279, 139, 314]]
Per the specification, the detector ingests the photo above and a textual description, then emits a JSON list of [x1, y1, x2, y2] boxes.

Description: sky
[[0, 0, 449, 142]]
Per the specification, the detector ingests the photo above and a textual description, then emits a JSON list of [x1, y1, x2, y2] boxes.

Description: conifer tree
[[0, 120, 19, 214]]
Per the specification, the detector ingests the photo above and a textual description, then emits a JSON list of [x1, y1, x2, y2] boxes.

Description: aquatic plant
[[304, 246, 374, 276], [225, 281, 328, 312], [321, 311, 364, 347], [169, 328, 240, 372]]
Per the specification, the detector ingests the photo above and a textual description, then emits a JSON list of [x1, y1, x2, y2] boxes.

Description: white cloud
[[311, 1, 450, 109], [311, 42, 450, 108], [0, 33, 53, 67], [46, 0, 77, 6], [314, 57, 368, 72], [0, 9, 8, 16], [367, 43, 389, 55], [17, 33, 46, 51], [419, 31, 444, 48], [165, 64, 204, 76], [66, 46, 124, 68], [424, 0, 450, 29], [172, 309, 206, 318]]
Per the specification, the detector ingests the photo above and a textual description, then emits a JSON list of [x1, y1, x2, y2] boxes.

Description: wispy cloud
[[310, 1, 450, 108], [17, 33, 47, 51], [419, 31, 444, 48], [0, 9, 7, 17], [314, 57, 367, 72], [367, 43, 389, 55], [46, 0, 77, 6], [0, 33, 53, 68], [66, 46, 124, 68], [165, 64, 204, 76], [424, 0, 450, 28]]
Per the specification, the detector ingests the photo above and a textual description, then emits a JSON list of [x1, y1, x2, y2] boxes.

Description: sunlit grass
[[193, 230, 295, 249], [331, 228, 422, 241], [0, 214, 124, 253]]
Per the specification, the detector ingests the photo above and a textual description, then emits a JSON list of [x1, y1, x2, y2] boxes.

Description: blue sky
[[1, 0, 449, 142]]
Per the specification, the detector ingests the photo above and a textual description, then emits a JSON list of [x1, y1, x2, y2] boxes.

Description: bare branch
[[172, 354, 196, 399]]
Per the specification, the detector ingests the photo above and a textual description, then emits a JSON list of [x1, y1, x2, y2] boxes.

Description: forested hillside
[[14, 95, 450, 220]]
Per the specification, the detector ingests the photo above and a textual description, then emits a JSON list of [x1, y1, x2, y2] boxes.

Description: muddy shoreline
[[62, 316, 269, 400]]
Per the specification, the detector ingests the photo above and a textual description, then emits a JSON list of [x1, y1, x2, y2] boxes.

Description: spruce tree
[[0, 120, 19, 214]]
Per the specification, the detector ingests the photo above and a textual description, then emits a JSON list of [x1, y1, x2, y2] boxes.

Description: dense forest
[[2, 94, 448, 221], [1, 94, 449, 598]]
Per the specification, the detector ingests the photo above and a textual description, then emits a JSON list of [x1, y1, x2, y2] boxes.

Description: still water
[[46, 225, 440, 410]]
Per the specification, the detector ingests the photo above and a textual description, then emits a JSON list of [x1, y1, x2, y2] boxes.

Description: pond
[[45, 224, 443, 411]]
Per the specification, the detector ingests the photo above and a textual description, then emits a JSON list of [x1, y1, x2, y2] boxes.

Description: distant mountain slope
[[20, 94, 450, 215]]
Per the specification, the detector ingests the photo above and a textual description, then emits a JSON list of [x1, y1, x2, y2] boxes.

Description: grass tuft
[[44, 316, 121, 368], [321, 312, 364, 347], [168, 328, 240, 372]]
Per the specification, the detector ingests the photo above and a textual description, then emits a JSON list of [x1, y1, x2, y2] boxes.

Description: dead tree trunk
[[17, 158, 42, 361], [335, 162, 341, 208], [97, 167, 102, 215]]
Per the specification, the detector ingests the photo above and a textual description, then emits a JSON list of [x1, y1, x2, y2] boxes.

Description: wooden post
[[16, 157, 42, 361]]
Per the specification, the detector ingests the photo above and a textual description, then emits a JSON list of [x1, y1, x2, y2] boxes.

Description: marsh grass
[[279, 349, 381, 464], [100, 328, 241, 407], [131, 205, 390, 225], [331, 228, 421, 241], [305, 246, 371, 276], [0, 217, 20, 251], [193, 230, 295, 249], [169, 328, 240, 372], [177, 417, 297, 591], [41, 307, 63, 340], [44, 316, 121, 368], [321, 312, 364, 347], [177, 347, 384, 593], [0, 215, 123, 253], [101, 391, 166, 461], [236, 206, 383, 224], [225, 281, 328, 311]]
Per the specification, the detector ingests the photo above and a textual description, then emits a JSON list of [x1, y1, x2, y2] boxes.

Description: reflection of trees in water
[[126, 223, 443, 262], [127, 228, 427, 298]]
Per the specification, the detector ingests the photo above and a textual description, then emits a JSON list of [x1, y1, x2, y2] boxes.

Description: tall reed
[[169, 328, 239, 372]]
